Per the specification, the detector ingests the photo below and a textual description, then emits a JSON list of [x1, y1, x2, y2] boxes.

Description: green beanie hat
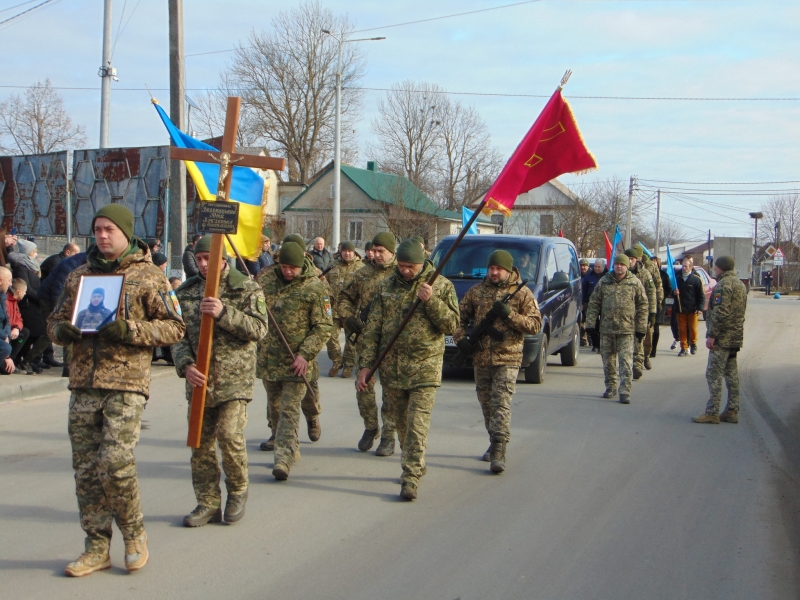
[[614, 254, 630, 267], [365, 241, 373, 250], [624, 247, 642, 259], [488, 250, 514, 272], [93, 204, 134, 241], [413, 236, 425, 246], [283, 234, 306, 248], [340, 241, 355, 252], [372, 232, 396, 254], [194, 234, 229, 258], [279, 242, 305, 267], [262, 227, 273, 238], [715, 255, 735, 271], [396, 239, 425, 264]]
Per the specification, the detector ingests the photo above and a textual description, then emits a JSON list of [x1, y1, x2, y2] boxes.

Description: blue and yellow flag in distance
[[461, 206, 478, 235], [153, 101, 267, 260]]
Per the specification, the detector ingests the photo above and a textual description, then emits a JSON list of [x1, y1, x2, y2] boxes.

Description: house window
[[539, 214, 554, 236], [305, 219, 320, 240], [348, 220, 363, 242]]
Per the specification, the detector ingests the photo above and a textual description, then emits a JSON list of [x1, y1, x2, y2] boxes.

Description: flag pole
[[363, 199, 487, 383]]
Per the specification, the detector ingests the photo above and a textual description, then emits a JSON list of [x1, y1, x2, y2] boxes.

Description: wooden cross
[[170, 96, 286, 448]]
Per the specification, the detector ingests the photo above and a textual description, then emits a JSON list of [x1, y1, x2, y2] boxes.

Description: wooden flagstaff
[[223, 233, 316, 400], [170, 96, 286, 448]]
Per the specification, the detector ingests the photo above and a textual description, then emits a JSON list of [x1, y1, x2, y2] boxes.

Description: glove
[[635, 332, 645, 342], [648, 313, 656, 326], [97, 319, 130, 343], [730, 347, 740, 356], [456, 338, 474, 356], [54, 322, 82, 344], [344, 316, 363, 336], [490, 300, 512, 319]]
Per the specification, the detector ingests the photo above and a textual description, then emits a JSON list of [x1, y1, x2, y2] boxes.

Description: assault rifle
[[346, 296, 375, 345], [318, 265, 333, 278], [452, 278, 528, 367]]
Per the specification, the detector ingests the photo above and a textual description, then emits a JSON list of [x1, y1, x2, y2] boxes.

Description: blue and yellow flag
[[153, 102, 267, 260]]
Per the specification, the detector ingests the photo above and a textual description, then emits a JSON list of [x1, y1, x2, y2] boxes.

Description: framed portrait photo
[[71, 274, 126, 334]]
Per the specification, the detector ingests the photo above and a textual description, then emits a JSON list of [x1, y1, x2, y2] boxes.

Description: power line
[[639, 178, 800, 185], [0, 0, 57, 28], [0, 0, 39, 15]]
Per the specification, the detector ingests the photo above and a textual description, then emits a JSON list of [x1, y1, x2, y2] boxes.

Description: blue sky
[[2, 0, 798, 239]]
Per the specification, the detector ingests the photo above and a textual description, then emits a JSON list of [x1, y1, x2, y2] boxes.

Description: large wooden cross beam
[[170, 96, 286, 448]]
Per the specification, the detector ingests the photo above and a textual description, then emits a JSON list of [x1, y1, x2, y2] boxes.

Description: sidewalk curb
[[0, 376, 70, 404]]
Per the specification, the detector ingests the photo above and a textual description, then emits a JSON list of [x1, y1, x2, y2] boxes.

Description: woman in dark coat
[[8, 239, 50, 373]]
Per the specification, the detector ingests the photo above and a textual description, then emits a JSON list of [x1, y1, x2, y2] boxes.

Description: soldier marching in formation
[[325, 240, 363, 378], [172, 236, 268, 527], [624, 247, 656, 380], [454, 250, 541, 473], [357, 239, 460, 500], [639, 250, 663, 369], [48, 205, 186, 576]]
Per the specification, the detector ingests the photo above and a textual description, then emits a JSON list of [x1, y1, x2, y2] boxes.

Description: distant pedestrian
[[309, 237, 333, 272], [583, 259, 606, 352], [578, 258, 590, 345], [763, 270, 773, 295], [673, 257, 705, 356]]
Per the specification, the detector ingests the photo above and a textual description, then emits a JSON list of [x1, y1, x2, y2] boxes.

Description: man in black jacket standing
[[674, 257, 705, 357], [582, 259, 606, 352], [40, 243, 80, 281]]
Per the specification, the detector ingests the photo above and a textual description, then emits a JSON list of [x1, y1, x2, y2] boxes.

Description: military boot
[[307, 417, 321, 442], [260, 435, 275, 451], [358, 428, 379, 451], [328, 364, 340, 377], [489, 438, 506, 474], [341, 367, 353, 378], [64, 551, 111, 577], [619, 394, 631, 404], [273, 463, 290, 480], [633, 367, 643, 380], [720, 410, 739, 424], [224, 491, 247, 524], [644, 357, 652, 370], [481, 445, 492, 462], [183, 504, 222, 527], [375, 437, 395, 457], [124, 532, 149, 572], [400, 481, 418, 501], [692, 413, 720, 424], [602, 388, 617, 399]]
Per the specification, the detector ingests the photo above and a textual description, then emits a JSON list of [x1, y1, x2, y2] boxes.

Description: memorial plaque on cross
[[170, 96, 286, 448]]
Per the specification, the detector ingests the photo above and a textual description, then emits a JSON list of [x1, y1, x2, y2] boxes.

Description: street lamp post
[[749, 212, 762, 286], [322, 30, 385, 249]]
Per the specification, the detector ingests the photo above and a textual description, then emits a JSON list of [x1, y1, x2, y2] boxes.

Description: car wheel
[[560, 324, 579, 367], [525, 334, 548, 384]]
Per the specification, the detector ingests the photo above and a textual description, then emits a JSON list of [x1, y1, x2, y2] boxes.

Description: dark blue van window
[[431, 237, 542, 281]]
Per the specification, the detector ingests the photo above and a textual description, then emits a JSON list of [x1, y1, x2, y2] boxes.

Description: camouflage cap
[[579, 258, 590, 266]]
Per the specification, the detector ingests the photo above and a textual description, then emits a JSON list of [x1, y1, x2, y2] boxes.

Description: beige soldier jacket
[[642, 255, 664, 307], [630, 262, 657, 315], [706, 270, 747, 348], [47, 239, 186, 398], [585, 270, 648, 335], [359, 261, 460, 389], [256, 257, 333, 382], [327, 254, 363, 321], [453, 269, 542, 367], [172, 266, 268, 406]]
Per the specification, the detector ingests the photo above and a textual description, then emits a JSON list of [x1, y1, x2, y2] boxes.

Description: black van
[[430, 234, 582, 383]]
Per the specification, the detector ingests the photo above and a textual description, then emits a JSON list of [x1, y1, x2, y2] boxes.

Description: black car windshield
[[431, 238, 541, 280]]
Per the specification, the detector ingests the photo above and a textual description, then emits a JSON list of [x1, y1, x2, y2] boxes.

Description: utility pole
[[707, 229, 712, 269], [98, 0, 114, 148], [624, 175, 635, 247], [654, 189, 661, 257], [168, 0, 187, 277], [775, 221, 781, 288]]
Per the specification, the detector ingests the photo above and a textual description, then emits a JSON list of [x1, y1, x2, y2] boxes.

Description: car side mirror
[[550, 271, 570, 291], [542, 274, 549, 294]]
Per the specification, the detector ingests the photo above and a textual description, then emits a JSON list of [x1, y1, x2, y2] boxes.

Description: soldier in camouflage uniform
[[47, 205, 185, 577], [625, 248, 656, 380], [255, 242, 333, 480], [338, 232, 398, 454], [172, 236, 268, 527], [357, 239, 460, 500], [325, 241, 363, 378], [640, 250, 663, 370], [692, 255, 747, 424], [585, 254, 648, 404], [453, 250, 541, 473]]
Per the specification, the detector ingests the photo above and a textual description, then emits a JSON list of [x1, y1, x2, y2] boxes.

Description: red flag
[[604, 230, 612, 264], [482, 89, 597, 216]]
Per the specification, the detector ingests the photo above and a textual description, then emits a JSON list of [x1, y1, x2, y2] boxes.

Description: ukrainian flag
[[153, 101, 267, 260]]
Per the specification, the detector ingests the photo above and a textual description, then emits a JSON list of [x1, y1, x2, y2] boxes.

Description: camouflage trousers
[[600, 333, 635, 395], [474, 365, 518, 443], [705, 347, 740, 415], [384, 386, 437, 486], [264, 380, 312, 469], [188, 400, 248, 507], [326, 325, 357, 368], [263, 374, 321, 435], [356, 375, 397, 438], [68, 388, 146, 554], [640, 324, 654, 367]]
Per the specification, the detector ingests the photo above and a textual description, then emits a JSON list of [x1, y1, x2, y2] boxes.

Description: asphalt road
[[1, 292, 798, 599]]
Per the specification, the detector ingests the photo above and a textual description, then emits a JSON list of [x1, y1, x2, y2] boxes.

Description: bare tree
[[226, 1, 365, 183], [0, 79, 86, 155], [546, 195, 606, 257], [652, 217, 687, 247], [502, 210, 541, 236], [374, 177, 432, 241], [191, 75, 264, 148], [760, 194, 800, 259]]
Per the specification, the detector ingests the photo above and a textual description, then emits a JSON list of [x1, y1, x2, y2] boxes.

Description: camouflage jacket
[[586, 270, 648, 335], [172, 266, 268, 406], [642, 255, 664, 307], [454, 268, 542, 367], [359, 261, 460, 389], [47, 239, 186, 398], [706, 270, 747, 348], [630, 262, 657, 315], [255, 257, 333, 382], [337, 255, 397, 326], [327, 255, 363, 320]]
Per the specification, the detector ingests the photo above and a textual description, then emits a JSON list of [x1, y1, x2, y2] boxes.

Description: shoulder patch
[[257, 297, 267, 315], [323, 296, 332, 316], [169, 290, 183, 316], [713, 291, 722, 305]]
